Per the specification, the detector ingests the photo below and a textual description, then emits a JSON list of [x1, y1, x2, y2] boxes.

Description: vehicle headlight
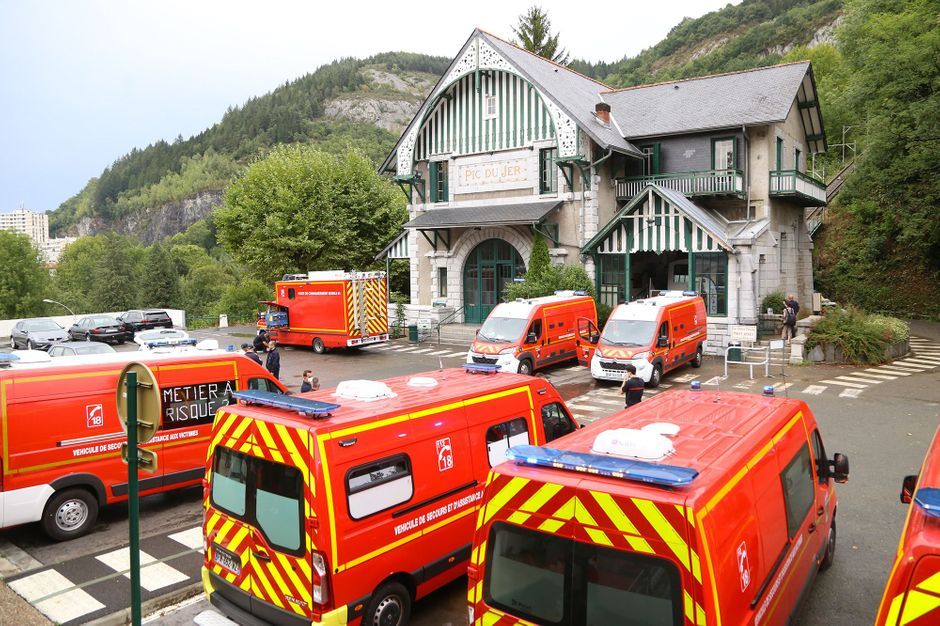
[[594, 348, 604, 358], [632, 351, 650, 361], [498, 347, 516, 355]]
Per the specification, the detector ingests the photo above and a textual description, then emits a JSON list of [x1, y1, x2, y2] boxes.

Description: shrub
[[596, 302, 613, 328], [806, 306, 907, 364], [504, 264, 594, 301], [761, 291, 785, 314], [869, 314, 910, 342]]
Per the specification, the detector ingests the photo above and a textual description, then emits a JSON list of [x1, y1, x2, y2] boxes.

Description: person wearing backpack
[[782, 293, 799, 341]]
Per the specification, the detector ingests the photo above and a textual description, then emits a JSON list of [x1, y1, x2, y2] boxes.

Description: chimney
[[595, 102, 611, 125]]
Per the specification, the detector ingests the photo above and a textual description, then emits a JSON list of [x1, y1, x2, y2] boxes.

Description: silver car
[[10, 318, 69, 350]]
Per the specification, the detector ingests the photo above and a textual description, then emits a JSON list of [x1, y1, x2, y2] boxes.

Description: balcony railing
[[616, 170, 744, 200], [769, 170, 827, 206]]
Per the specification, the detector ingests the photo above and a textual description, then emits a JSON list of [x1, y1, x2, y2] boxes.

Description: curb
[[85, 581, 203, 626]]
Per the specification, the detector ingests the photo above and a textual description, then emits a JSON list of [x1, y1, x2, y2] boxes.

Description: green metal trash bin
[[408, 324, 418, 342], [728, 341, 742, 361]]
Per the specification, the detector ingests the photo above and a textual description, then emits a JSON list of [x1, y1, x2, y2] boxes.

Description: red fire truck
[[259, 271, 389, 353]]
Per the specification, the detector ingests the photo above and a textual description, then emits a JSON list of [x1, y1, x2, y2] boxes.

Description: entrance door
[[463, 239, 525, 323]]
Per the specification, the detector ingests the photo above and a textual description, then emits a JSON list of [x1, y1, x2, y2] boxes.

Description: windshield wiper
[[477, 332, 495, 341]]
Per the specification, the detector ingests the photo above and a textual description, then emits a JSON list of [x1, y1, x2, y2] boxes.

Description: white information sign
[[456, 156, 531, 193], [729, 325, 758, 343], [769, 339, 785, 350]]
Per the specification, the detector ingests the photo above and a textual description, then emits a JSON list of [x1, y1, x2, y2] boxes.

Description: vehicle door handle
[[252, 551, 271, 562], [808, 522, 817, 534], [816, 507, 825, 517]]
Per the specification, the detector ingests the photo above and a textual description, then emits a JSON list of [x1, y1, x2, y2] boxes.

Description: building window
[[599, 255, 627, 307], [776, 137, 784, 172], [485, 95, 497, 120], [794, 147, 802, 173], [641, 143, 661, 175], [694, 252, 727, 316], [429, 161, 448, 203], [539, 148, 557, 194], [779, 231, 786, 274], [711, 137, 735, 170], [438, 267, 448, 298]]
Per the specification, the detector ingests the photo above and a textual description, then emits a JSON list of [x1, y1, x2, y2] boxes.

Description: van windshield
[[478, 317, 527, 343], [485, 522, 681, 625], [600, 320, 657, 347]]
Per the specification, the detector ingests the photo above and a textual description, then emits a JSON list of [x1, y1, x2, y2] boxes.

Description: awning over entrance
[[403, 200, 561, 229], [374, 231, 409, 261], [584, 184, 733, 254]]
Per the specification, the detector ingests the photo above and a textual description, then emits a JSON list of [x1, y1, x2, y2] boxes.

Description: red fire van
[[260, 270, 389, 353], [468, 387, 849, 626], [0, 349, 283, 540], [876, 426, 940, 625], [578, 291, 707, 387], [467, 291, 597, 375], [201, 366, 580, 626]]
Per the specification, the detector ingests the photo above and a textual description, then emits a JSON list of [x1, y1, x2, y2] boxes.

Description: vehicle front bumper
[[466, 350, 521, 373], [29, 337, 68, 350], [590, 355, 653, 382]]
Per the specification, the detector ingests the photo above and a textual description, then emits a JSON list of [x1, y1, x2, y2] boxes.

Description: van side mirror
[[656, 336, 668, 348], [829, 453, 849, 483], [526, 332, 537, 344], [901, 474, 918, 504], [590, 332, 600, 345]]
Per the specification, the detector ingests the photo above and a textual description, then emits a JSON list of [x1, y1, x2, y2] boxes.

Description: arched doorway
[[463, 239, 525, 323]]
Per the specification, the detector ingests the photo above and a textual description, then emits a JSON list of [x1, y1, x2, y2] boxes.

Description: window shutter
[[429, 162, 438, 203], [442, 163, 449, 201], [652, 143, 661, 175]]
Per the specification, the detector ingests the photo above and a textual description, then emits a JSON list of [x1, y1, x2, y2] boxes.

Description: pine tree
[[143, 243, 181, 308], [512, 6, 569, 65], [528, 233, 552, 280]]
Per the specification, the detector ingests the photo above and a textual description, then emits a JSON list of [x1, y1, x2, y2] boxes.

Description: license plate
[[213, 545, 241, 575]]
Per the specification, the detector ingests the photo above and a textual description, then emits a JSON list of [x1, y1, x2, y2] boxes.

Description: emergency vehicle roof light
[[144, 338, 198, 348], [334, 380, 397, 402], [464, 363, 500, 374], [763, 385, 775, 397], [690, 380, 702, 391], [0, 352, 20, 368], [506, 445, 698, 488], [232, 390, 340, 417], [915, 487, 940, 518]]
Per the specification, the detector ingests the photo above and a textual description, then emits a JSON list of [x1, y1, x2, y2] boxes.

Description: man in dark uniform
[[264, 339, 281, 380], [620, 364, 645, 408], [241, 343, 262, 366]]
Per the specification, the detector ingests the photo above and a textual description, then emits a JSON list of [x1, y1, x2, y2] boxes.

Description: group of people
[[241, 329, 319, 392]]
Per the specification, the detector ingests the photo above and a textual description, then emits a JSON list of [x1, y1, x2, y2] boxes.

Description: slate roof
[[404, 201, 561, 229], [602, 62, 813, 140]]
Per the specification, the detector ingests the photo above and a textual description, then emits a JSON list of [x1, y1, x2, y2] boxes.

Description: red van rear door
[[576, 318, 599, 366]]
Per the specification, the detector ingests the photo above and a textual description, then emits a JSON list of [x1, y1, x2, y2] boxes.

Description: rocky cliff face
[[73, 189, 223, 244], [322, 67, 433, 133]]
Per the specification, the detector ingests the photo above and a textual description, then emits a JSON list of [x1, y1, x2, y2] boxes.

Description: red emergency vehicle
[[0, 349, 283, 540], [260, 271, 389, 353], [467, 291, 597, 375], [201, 366, 580, 625], [468, 387, 849, 626], [876, 426, 940, 625]]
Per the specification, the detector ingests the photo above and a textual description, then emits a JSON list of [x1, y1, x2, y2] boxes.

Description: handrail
[[615, 168, 744, 181], [434, 305, 466, 346], [615, 169, 744, 198]]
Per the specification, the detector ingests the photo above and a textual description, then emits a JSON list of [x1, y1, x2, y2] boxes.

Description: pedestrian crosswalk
[[7, 527, 202, 625], [361, 341, 467, 359]]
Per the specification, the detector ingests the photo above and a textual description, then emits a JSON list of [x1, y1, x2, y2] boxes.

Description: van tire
[[820, 518, 836, 571], [364, 581, 411, 626], [312, 338, 326, 354], [647, 364, 663, 388], [518, 359, 534, 376], [691, 346, 703, 368], [41, 488, 98, 541]]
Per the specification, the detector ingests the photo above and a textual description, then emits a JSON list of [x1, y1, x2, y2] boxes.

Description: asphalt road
[[2, 324, 939, 625]]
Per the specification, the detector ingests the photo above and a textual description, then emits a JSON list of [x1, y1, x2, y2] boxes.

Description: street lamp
[[43, 298, 75, 323]]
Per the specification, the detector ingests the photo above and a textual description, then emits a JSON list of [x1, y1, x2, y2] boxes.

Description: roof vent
[[592, 425, 680, 461], [407, 376, 438, 388], [335, 380, 397, 402]]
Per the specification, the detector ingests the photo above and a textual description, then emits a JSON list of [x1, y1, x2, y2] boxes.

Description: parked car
[[49, 341, 117, 357], [68, 315, 126, 344], [134, 328, 192, 349], [10, 318, 69, 350], [117, 309, 173, 335]]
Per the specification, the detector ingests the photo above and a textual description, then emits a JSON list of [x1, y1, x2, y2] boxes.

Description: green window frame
[[794, 147, 802, 173], [693, 252, 728, 316], [429, 161, 448, 203], [640, 143, 661, 175], [776, 137, 784, 172], [711, 137, 736, 170], [438, 266, 448, 298], [539, 148, 557, 194]]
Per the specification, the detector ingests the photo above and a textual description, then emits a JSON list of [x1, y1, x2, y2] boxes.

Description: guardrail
[[724, 345, 770, 379], [769, 170, 827, 204], [434, 305, 465, 346], [616, 170, 744, 199]]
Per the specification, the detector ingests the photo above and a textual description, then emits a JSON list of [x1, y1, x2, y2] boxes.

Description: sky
[[0, 0, 737, 213]]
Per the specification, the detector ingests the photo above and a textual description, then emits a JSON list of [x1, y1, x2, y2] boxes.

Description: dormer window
[[484, 95, 497, 120]]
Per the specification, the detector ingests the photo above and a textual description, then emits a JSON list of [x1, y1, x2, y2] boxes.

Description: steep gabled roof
[[602, 62, 826, 152]]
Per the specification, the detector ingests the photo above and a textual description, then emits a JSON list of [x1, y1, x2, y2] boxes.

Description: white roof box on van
[[591, 424, 680, 461], [335, 380, 397, 402]]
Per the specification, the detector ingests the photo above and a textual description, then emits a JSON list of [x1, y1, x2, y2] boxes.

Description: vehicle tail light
[[311, 550, 332, 608]]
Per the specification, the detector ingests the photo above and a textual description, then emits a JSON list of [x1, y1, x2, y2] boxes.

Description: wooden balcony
[[769, 170, 827, 206], [616, 170, 744, 200]]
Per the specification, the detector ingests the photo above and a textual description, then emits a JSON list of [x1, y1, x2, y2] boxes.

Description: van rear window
[[485, 522, 682, 626], [346, 454, 413, 520]]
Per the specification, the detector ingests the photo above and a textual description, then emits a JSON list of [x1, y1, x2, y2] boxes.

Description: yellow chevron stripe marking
[[538, 518, 565, 533], [632, 498, 700, 583], [624, 535, 655, 554], [275, 552, 309, 604], [481, 611, 503, 626], [916, 570, 940, 595], [885, 593, 904, 625], [255, 422, 284, 463], [507, 511, 530, 525], [585, 527, 612, 546], [696, 602, 707, 626], [228, 526, 250, 552], [901, 590, 940, 624], [224, 417, 252, 448], [475, 541, 487, 566], [692, 551, 702, 583], [482, 477, 529, 525], [253, 562, 287, 610], [592, 492, 641, 536], [216, 519, 234, 543], [521, 482, 564, 513], [551, 496, 599, 527], [239, 576, 251, 591], [697, 517, 722, 626], [274, 423, 309, 480], [684, 591, 695, 623], [206, 512, 221, 536]]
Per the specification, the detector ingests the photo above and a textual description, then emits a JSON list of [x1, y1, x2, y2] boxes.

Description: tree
[[142, 243, 181, 308], [0, 231, 49, 318], [215, 146, 407, 281], [512, 6, 569, 65], [211, 278, 271, 323], [527, 233, 551, 280], [54, 235, 143, 313], [182, 264, 234, 319]]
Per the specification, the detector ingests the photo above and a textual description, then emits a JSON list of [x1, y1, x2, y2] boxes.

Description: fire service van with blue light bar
[[467, 384, 849, 626], [578, 291, 707, 387], [201, 365, 580, 626]]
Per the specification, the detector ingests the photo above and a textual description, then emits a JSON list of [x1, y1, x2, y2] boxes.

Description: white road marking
[[895, 359, 934, 367], [702, 376, 726, 386], [878, 364, 928, 373], [800, 385, 827, 395], [9, 569, 106, 624], [96, 548, 189, 592], [774, 383, 793, 392], [836, 374, 890, 384], [901, 357, 940, 366], [839, 388, 864, 398], [672, 373, 697, 383], [820, 379, 867, 388], [168, 526, 204, 553], [446, 352, 468, 358], [193, 609, 240, 626], [393, 346, 420, 352], [849, 372, 897, 381], [867, 367, 911, 376], [410, 349, 432, 354], [428, 350, 452, 356]]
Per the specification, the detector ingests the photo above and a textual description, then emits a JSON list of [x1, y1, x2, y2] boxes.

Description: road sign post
[[116, 362, 160, 626]]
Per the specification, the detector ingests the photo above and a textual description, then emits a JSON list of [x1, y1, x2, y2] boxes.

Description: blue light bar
[[145, 338, 198, 348], [232, 390, 340, 417], [505, 445, 698, 488], [0, 352, 20, 368], [915, 487, 940, 518], [464, 363, 499, 374], [690, 380, 701, 391], [762, 385, 775, 397]]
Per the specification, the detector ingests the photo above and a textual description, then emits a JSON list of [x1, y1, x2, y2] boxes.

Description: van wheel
[[518, 359, 534, 376], [364, 581, 411, 626], [312, 338, 326, 354], [691, 346, 703, 368], [41, 488, 98, 541], [820, 518, 836, 571], [647, 364, 662, 388]]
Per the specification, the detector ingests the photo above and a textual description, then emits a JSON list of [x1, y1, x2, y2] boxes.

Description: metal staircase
[[806, 160, 857, 236]]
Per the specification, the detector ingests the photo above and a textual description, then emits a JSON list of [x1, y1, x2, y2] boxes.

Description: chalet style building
[[380, 29, 827, 348]]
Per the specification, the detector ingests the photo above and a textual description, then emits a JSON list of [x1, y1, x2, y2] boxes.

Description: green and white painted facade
[[382, 29, 828, 347]]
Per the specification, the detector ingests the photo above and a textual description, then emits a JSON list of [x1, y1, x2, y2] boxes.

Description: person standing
[[782, 294, 799, 341], [265, 339, 281, 380], [241, 343, 262, 366], [253, 328, 269, 353], [620, 364, 645, 408], [300, 370, 320, 393]]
